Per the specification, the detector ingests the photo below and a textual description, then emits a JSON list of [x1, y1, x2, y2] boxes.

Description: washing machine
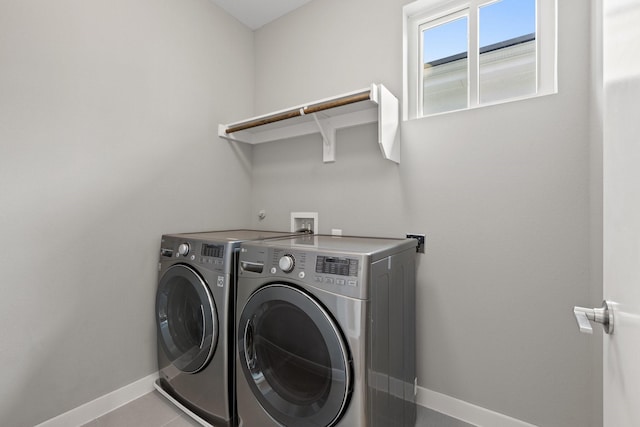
[[235, 234, 417, 427], [155, 229, 307, 427]]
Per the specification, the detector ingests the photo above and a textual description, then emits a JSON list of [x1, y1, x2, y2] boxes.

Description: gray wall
[[0, 0, 253, 426], [0, 0, 603, 426], [250, 1, 600, 426]]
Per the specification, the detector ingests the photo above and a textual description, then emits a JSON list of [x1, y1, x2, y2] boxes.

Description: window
[[403, 0, 557, 119]]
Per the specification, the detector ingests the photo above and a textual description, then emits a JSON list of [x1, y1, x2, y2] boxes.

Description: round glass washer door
[[238, 284, 351, 427], [156, 264, 218, 374]]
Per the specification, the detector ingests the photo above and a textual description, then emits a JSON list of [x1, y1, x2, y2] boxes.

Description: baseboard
[[35, 375, 535, 427], [416, 386, 538, 427], [35, 372, 158, 427]]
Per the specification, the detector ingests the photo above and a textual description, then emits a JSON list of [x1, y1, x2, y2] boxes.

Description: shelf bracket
[[310, 113, 336, 163]]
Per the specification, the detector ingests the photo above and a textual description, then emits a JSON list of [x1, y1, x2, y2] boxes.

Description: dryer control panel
[[271, 249, 307, 276], [240, 246, 367, 300], [315, 256, 359, 277], [239, 235, 415, 301]]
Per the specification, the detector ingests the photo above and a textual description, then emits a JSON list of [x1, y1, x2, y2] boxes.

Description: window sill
[[403, 89, 558, 122]]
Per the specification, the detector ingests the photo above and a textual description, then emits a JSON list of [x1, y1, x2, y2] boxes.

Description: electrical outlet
[[291, 212, 318, 233], [406, 233, 425, 253]]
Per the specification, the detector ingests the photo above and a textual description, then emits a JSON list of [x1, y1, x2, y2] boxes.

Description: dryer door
[[156, 264, 218, 374], [238, 284, 351, 427]]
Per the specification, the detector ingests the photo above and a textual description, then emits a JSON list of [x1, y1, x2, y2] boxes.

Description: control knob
[[278, 255, 295, 273], [177, 243, 190, 256]]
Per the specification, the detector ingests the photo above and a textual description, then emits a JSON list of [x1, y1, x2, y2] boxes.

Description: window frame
[[402, 0, 557, 120]]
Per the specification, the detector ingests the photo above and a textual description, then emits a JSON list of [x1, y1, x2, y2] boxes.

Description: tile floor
[[80, 390, 476, 427]]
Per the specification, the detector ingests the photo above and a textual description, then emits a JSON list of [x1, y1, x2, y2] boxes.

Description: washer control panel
[[278, 254, 295, 273], [160, 237, 226, 269], [177, 243, 190, 256]]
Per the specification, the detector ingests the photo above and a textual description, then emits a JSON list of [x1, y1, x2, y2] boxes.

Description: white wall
[[250, 0, 600, 426], [589, 0, 604, 424], [0, 1, 253, 425]]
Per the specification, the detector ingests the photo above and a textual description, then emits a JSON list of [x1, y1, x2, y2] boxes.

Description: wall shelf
[[218, 83, 400, 163]]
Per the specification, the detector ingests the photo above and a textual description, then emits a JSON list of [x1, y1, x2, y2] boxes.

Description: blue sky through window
[[480, 0, 535, 47], [423, 17, 468, 64], [423, 0, 536, 64]]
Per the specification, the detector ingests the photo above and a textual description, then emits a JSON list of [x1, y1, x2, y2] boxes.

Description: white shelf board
[[218, 83, 400, 163]]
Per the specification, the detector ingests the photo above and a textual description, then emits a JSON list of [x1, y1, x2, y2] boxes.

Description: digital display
[[202, 244, 224, 258], [315, 256, 358, 277]]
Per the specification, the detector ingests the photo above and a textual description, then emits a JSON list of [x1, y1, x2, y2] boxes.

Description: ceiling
[[210, 0, 314, 30]]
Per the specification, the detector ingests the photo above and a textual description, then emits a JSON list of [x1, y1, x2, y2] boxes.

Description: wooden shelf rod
[[225, 109, 302, 134], [303, 91, 371, 115], [225, 90, 371, 134]]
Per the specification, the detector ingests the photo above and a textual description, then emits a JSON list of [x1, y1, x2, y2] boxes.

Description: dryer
[[236, 234, 417, 427], [155, 229, 306, 427]]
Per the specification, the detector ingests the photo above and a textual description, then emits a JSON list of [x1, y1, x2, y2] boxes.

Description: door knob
[[573, 300, 614, 335]]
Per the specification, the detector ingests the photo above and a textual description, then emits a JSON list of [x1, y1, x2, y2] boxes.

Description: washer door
[[238, 284, 351, 427], [156, 264, 218, 374]]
